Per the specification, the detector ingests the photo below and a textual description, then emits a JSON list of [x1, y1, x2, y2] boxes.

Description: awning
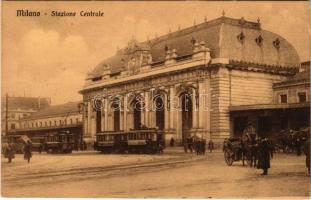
[[229, 102, 310, 112]]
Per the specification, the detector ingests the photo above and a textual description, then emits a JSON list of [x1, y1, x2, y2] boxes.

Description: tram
[[94, 128, 164, 154]]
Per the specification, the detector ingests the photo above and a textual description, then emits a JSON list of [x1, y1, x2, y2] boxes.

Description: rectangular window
[[298, 92, 306, 103], [280, 94, 287, 103], [11, 123, 15, 129]]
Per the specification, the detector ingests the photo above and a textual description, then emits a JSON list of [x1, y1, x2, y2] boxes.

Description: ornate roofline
[[226, 59, 299, 75]]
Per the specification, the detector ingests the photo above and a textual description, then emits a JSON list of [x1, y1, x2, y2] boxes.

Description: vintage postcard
[[1, 1, 310, 198]]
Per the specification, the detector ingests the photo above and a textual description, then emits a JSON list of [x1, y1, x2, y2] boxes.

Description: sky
[[2, 1, 310, 105]]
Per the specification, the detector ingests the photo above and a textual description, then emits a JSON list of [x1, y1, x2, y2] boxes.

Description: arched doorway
[[154, 94, 165, 130], [132, 97, 142, 130], [111, 99, 121, 131], [96, 110, 102, 133], [180, 92, 192, 140]]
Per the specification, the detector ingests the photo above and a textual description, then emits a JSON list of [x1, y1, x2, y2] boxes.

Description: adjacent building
[[80, 15, 306, 146], [230, 61, 309, 138], [1, 96, 50, 135], [11, 101, 83, 150]]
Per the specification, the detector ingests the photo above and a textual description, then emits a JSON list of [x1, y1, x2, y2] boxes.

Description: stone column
[[164, 92, 170, 130], [120, 98, 124, 130], [169, 86, 175, 130], [144, 91, 149, 127], [87, 101, 92, 136], [101, 98, 105, 131], [192, 88, 198, 129], [198, 81, 205, 129], [123, 94, 128, 131], [140, 93, 145, 127], [104, 97, 108, 131], [205, 76, 211, 140]]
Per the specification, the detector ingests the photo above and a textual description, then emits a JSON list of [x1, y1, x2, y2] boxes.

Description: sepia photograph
[[1, 1, 310, 198]]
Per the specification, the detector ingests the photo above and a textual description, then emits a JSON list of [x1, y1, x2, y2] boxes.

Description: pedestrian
[[202, 140, 206, 155], [257, 138, 272, 175], [195, 140, 200, 155], [208, 139, 214, 153], [170, 137, 175, 147], [303, 138, 310, 175], [38, 145, 42, 154], [296, 138, 302, 156], [223, 138, 228, 152], [24, 140, 32, 163], [183, 139, 188, 153], [4, 142, 15, 163]]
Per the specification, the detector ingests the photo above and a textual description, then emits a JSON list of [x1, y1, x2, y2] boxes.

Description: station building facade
[[80, 16, 302, 146]]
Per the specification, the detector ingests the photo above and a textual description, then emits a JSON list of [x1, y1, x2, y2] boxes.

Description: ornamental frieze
[[83, 68, 209, 101]]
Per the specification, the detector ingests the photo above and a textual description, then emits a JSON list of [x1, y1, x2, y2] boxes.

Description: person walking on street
[[170, 137, 175, 147], [296, 138, 302, 156], [208, 139, 214, 153], [257, 138, 272, 175], [4, 142, 15, 163], [24, 141, 32, 163], [303, 138, 310, 175]]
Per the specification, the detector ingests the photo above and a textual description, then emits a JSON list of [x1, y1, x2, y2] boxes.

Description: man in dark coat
[[296, 138, 302, 156], [4, 143, 15, 163], [208, 140, 214, 153], [303, 139, 310, 175], [170, 137, 175, 147], [24, 141, 32, 163], [257, 138, 272, 175]]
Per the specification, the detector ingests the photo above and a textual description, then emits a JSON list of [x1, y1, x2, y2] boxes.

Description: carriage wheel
[[224, 150, 233, 166]]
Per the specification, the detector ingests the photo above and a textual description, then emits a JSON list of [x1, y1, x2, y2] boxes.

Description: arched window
[[180, 92, 193, 140], [154, 94, 165, 130], [131, 97, 142, 130]]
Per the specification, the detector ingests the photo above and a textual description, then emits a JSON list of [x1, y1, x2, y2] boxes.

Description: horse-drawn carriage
[[223, 125, 258, 166]]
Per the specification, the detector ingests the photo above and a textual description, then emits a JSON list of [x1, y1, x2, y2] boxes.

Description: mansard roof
[[88, 16, 301, 79], [21, 101, 81, 120]]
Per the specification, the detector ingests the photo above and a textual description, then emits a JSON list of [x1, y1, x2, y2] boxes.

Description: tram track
[[3, 155, 206, 187]]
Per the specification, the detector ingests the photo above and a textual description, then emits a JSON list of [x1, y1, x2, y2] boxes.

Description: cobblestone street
[[2, 149, 310, 198]]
